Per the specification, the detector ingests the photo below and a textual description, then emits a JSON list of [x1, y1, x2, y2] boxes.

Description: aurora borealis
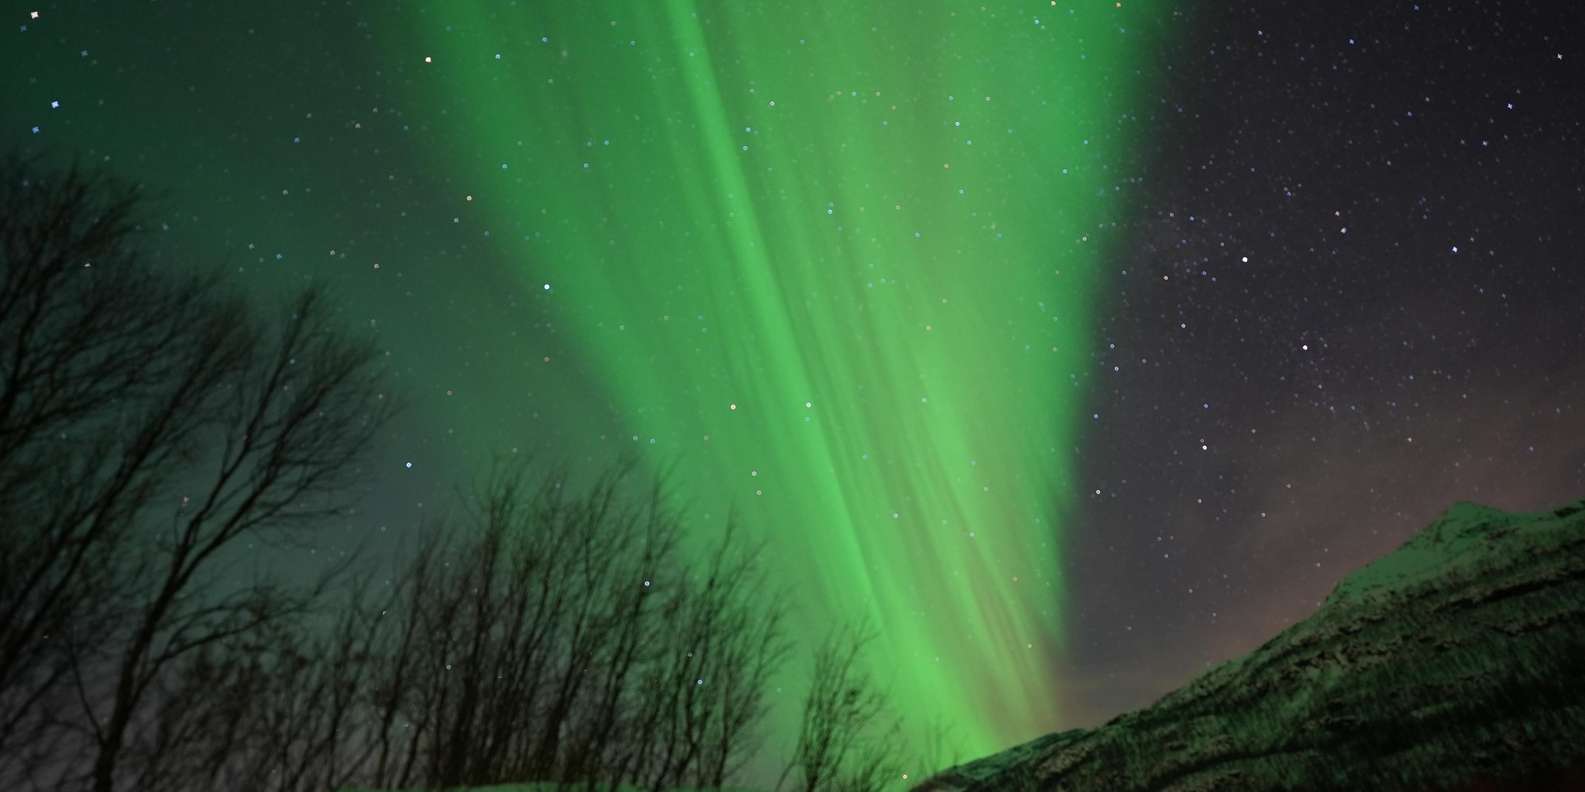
[[385, 1, 1151, 761], [7, 0, 1585, 786]]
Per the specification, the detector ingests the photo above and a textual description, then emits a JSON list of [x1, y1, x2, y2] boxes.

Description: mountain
[[917, 499, 1585, 791]]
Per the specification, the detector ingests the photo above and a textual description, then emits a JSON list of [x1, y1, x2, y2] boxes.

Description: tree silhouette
[[776, 621, 908, 792], [1, 153, 898, 792], [125, 454, 795, 792], [349, 458, 793, 792], [0, 156, 396, 792]]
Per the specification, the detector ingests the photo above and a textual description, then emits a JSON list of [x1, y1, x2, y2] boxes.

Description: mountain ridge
[[916, 498, 1585, 791]]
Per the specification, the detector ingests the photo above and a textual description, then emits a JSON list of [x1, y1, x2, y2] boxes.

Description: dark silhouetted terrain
[[919, 500, 1585, 791]]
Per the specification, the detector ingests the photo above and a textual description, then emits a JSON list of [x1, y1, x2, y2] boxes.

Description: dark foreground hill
[[917, 499, 1585, 791]]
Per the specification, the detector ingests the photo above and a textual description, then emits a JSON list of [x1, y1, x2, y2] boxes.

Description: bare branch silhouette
[[777, 621, 907, 792], [3, 153, 815, 792], [0, 156, 396, 792]]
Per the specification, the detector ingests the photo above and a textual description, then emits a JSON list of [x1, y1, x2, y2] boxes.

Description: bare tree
[[0, 155, 396, 792], [2, 153, 806, 791], [776, 621, 908, 792], [337, 458, 791, 792], [630, 518, 791, 792], [115, 573, 393, 792], [0, 157, 232, 785], [79, 286, 392, 792]]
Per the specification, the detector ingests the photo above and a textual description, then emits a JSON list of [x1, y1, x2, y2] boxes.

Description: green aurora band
[[396, 0, 1158, 773]]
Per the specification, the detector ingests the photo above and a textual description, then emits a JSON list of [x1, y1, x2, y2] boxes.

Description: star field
[[4, 0, 1581, 777]]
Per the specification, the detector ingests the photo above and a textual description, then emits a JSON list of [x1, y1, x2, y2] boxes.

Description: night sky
[[6, 0, 1583, 775]]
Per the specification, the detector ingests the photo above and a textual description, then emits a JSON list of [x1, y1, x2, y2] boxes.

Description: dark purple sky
[[1061, 0, 1584, 723]]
